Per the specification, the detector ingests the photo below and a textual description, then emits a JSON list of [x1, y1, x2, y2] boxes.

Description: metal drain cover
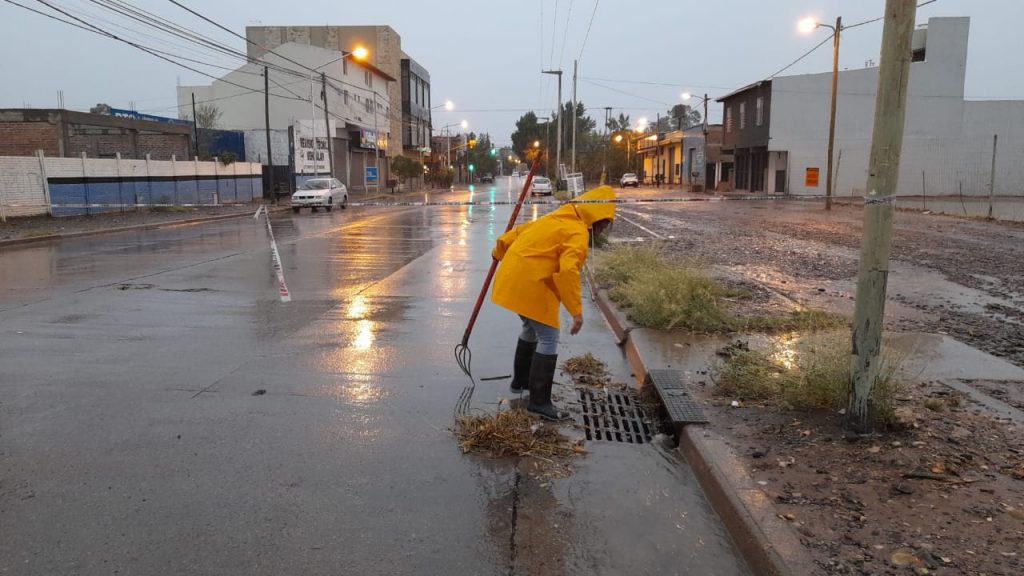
[[646, 369, 708, 424], [576, 388, 653, 444]]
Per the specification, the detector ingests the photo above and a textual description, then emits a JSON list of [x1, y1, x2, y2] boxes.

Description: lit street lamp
[[800, 15, 844, 210]]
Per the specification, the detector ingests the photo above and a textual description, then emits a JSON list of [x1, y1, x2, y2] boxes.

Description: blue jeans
[[518, 315, 559, 355]]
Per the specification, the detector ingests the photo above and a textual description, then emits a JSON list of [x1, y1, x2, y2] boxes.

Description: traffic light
[[468, 163, 475, 172], [489, 148, 496, 156], [468, 139, 477, 149]]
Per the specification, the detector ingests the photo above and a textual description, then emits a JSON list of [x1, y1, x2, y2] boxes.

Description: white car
[[620, 173, 639, 188], [530, 176, 553, 196], [291, 178, 348, 212]]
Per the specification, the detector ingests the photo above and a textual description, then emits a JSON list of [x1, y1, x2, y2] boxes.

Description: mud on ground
[[609, 199, 1024, 574]]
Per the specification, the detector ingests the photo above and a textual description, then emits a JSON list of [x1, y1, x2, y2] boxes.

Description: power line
[[580, 76, 733, 90], [549, 0, 559, 68], [558, 0, 574, 68], [767, 34, 833, 79], [582, 78, 672, 107], [576, 0, 600, 63]]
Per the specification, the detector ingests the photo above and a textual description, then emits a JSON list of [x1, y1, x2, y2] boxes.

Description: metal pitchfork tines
[[453, 155, 544, 418]]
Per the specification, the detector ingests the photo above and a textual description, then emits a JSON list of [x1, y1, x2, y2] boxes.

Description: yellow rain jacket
[[491, 185, 616, 328]]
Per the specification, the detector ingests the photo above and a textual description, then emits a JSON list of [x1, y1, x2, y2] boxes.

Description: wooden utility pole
[[826, 16, 842, 210], [321, 72, 334, 179], [848, 0, 917, 431], [264, 67, 275, 203]]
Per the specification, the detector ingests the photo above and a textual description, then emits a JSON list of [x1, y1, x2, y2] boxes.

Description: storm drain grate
[[646, 369, 708, 424], [576, 388, 653, 444]]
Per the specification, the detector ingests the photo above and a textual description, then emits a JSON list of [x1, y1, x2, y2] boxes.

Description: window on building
[[366, 99, 372, 113], [344, 90, 349, 106], [739, 102, 746, 130], [725, 106, 733, 133], [756, 97, 764, 126], [343, 60, 348, 75], [365, 70, 371, 86]]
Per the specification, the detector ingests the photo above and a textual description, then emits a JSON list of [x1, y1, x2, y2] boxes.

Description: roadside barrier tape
[[6, 195, 841, 210], [258, 208, 291, 303]]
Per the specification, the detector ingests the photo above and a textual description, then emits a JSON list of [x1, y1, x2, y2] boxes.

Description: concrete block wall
[[0, 154, 263, 217], [0, 156, 47, 217]]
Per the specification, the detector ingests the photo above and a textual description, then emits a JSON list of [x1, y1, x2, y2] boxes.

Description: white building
[[720, 17, 1024, 200], [177, 42, 395, 192]]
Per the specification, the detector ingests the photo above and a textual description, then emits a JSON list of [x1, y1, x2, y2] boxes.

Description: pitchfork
[[454, 155, 544, 417]]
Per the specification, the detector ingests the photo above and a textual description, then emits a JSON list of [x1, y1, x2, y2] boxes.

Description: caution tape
[[6, 194, 839, 210], [255, 206, 291, 303]]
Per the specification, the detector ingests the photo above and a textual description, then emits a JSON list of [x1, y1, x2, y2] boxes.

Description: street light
[[680, 92, 711, 190], [438, 120, 468, 186], [800, 15, 844, 210]]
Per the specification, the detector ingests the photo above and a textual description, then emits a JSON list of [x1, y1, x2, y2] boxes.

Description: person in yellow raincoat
[[491, 185, 615, 420]]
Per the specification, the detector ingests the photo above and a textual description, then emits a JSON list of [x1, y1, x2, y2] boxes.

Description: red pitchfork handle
[[459, 154, 544, 347]]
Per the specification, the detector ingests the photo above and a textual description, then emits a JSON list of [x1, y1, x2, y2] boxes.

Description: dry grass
[[711, 331, 906, 426], [455, 409, 581, 460], [561, 353, 610, 387]]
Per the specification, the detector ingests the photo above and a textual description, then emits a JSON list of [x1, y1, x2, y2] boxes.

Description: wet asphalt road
[[0, 178, 748, 575]]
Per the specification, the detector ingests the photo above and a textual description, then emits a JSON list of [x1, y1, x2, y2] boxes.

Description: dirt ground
[[610, 198, 1024, 575]]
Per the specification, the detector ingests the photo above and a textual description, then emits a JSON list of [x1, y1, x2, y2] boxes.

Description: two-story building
[[636, 124, 732, 191]]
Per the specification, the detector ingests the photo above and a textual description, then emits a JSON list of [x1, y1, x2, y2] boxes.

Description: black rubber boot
[[510, 338, 537, 394], [526, 352, 571, 421]]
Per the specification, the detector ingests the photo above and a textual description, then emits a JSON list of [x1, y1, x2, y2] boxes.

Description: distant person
[[491, 186, 616, 420]]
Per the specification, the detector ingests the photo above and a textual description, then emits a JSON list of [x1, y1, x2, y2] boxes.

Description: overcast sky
[[3, 0, 1022, 144]]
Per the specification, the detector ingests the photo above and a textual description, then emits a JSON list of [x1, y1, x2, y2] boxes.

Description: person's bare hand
[[570, 314, 583, 335]]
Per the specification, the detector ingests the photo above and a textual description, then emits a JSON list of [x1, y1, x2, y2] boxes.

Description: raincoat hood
[[570, 185, 616, 227]]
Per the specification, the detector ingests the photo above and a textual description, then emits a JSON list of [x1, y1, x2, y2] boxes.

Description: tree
[[606, 113, 631, 132], [467, 132, 498, 176], [658, 104, 702, 131], [181, 104, 223, 158], [510, 112, 545, 162], [391, 155, 423, 186], [90, 103, 112, 115]]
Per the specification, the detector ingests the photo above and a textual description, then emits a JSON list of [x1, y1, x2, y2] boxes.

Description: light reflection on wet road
[[0, 178, 747, 575]]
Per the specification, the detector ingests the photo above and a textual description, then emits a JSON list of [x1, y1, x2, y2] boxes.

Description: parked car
[[291, 178, 348, 212], [620, 173, 640, 188], [480, 173, 494, 183], [530, 176, 553, 196]]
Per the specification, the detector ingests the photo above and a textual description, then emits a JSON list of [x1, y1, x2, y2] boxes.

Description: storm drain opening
[[576, 388, 653, 444]]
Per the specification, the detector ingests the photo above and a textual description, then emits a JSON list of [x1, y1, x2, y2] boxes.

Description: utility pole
[[264, 67, 275, 203], [848, 0, 917, 431], [191, 92, 199, 158], [321, 72, 334, 179], [571, 60, 578, 174], [542, 69, 563, 186], [603, 106, 612, 184], [826, 16, 843, 210]]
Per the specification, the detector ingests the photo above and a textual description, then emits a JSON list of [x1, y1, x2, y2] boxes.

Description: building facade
[[401, 53, 431, 162], [245, 25, 413, 161], [721, 17, 1024, 198], [0, 109, 191, 160], [177, 42, 394, 192], [637, 125, 732, 191]]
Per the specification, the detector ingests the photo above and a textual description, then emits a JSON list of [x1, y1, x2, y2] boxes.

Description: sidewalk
[[0, 186, 453, 248]]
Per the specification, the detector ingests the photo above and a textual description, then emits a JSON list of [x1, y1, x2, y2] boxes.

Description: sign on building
[[365, 166, 378, 184], [109, 108, 192, 126], [805, 167, 820, 188], [293, 120, 336, 175]]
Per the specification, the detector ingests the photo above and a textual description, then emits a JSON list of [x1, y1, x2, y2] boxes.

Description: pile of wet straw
[[455, 408, 581, 460], [560, 353, 610, 387]]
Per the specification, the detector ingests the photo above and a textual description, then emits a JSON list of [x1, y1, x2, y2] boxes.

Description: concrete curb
[[584, 265, 816, 576], [0, 206, 291, 249]]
